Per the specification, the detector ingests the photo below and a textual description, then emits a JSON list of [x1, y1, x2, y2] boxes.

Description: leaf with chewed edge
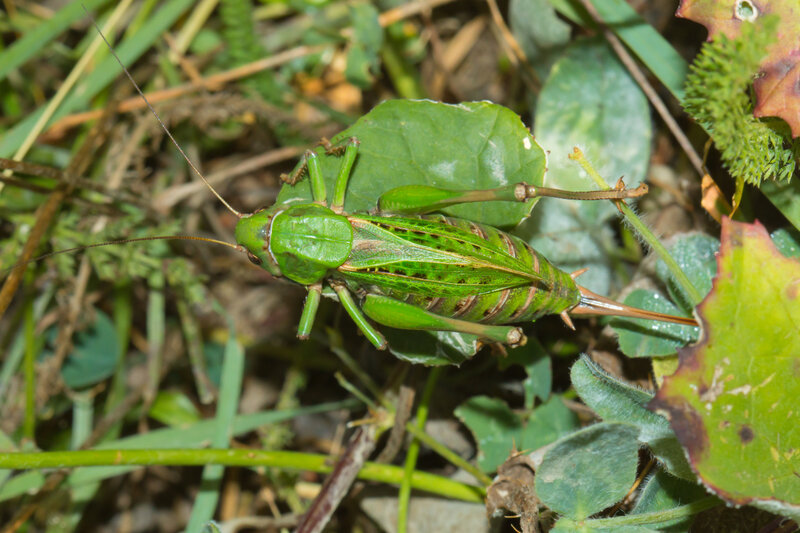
[[648, 218, 800, 520]]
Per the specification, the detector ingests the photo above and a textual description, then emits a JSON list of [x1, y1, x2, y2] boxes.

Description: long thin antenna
[[84, 6, 243, 218], [4, 235, 243, 277]]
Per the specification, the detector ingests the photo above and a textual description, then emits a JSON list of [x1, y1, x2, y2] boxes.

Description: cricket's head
[[235, 203, 353, 285], [234, 204, 285, 279]]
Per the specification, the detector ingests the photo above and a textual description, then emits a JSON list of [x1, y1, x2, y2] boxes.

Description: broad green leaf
[[571, 356, 693, 480], [611, 289, 698, 358], [649, 219, 800, 521], [771, 227, 800, 258], [631, 470, 708, 532], [612, 234, 714, 357], [655, 234, 719, 312], [57, 309, 120, 389], [761, 179, 800, 232], [548, 0, 689, 100], [535, 422, 640, 520], [501, 339, 552, 407], [455, 395, 578, 473], [520, 37, 651, 295], [382, 329, 474, 366], [277, 100, 547, 229], [455, 396, 522, 473], [521, 394, 579, 452], [509, 0, 570, 79], [586, 0, 689, 100]]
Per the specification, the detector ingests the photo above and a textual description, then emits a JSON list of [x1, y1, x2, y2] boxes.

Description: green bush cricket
[[11, 22, 697, 355], [232, 138, 697, 351]]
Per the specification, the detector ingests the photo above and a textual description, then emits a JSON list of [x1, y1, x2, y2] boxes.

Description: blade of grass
[[144, 274, 166, 409], [0, 0, 194, 158], [0, 0, 135, 191], [398, 367, 442, 533], [0, 286, 53, 402], [22, 291, 36, 442], [185, 306, 245, 531], [0, 0, 113, 82]]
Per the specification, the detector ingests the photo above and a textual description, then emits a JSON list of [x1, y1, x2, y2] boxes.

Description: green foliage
[[6, 1, 800, 529], [54, 309, 119, 389], [455, 394, 579, 473], [612, 234, 716, 358], [631, 471, 709, 532], [683, 17, 800, 185], [278, 100, 547, 227], [345, 2, 383, 88], [571, 356, 693, 479], [535, 422, 640, 520]]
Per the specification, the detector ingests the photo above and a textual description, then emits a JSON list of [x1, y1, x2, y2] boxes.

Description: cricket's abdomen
[[337, 214, 580, 324]]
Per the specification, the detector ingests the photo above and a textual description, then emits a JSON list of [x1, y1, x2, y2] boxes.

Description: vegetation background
[[0, 0, 798, 532]]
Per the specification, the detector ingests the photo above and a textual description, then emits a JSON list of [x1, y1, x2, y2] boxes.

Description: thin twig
[[295, 425, 378, 533], [0, 157, 152, 210]]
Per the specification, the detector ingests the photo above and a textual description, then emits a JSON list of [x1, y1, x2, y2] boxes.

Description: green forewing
[[342, 214, 545, 296], [276, 100, 547, 228]]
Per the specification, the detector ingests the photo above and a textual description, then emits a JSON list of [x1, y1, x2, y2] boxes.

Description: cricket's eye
[[247, 251, 263, 266]]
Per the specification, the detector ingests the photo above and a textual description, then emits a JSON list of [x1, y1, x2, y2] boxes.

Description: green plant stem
[[334, 372, 377, 411], [398, 367, 442, 533], [555, 496, 720, 528], [570, 148, 704, 305], [380, 39, 426, 99], [0, 449, 485, 503], [404, 423, 492, 487], [328, 328, 386, 407]]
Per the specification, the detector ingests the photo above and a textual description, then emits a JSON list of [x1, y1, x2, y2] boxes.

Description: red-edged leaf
[[677, 0, 800, 136], [648, 218, 800, 520]]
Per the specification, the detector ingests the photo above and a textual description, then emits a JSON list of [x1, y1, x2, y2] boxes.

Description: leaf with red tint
[[648, 218, 800, 521], [677, 0, 800, 136]]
